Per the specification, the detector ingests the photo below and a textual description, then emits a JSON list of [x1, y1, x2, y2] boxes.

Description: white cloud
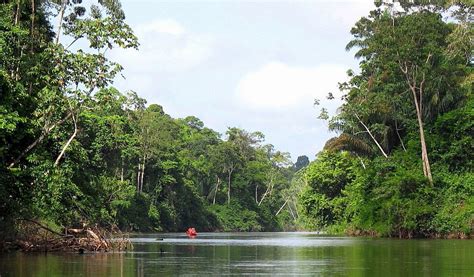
[[330, 2, 375, 28], [137, 19, 185, 36], [303, 1, 375, 31], [110, 19, 213, 74], [235, 62, 347, 110]]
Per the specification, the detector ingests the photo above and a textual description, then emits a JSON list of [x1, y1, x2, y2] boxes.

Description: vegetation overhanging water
[[0, 0, 472, 258]]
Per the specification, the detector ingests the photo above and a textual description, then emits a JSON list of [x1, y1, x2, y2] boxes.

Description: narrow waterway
[[1, 232, 473, 276]]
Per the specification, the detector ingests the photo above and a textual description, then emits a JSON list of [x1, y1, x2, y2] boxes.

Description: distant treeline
[[0, 0, 472, 241], [0, 0, 306, 239]]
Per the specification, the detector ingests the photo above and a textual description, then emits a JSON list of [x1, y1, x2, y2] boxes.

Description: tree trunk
[[288, 203, 296, 220], [54, 113, 78, 166], [413, 89, 433, 184], [55, 0, 67, 44], [213, 176, 220, 205], [135, 153, 147, 193], [399, 60, 433, 185], [255, 184, 258, 204], [137, 162, 141, 193], [410, 86, 433, 184], [227, 168, 233, 205], [12, 0, 22, 80], [258, 181, 273, 206], [30, 0, 35, 38], [139, 154, 146, 193], [120, 158, 124, 182], [275, 199, 289, 216], [15, 0, 20, 26]]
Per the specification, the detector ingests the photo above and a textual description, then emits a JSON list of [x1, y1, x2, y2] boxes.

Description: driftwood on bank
[[13, 219, 132, 253]]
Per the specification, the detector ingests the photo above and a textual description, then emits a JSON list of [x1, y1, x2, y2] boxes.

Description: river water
[[1, 232, 473, 276]]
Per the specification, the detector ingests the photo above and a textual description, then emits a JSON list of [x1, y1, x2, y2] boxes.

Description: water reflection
[[1, 233, 473, 276]]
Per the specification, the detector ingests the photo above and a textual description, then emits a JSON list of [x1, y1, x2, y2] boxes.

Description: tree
[[342, 9, 469, 183], [209, 142, 242, 205], [226, 127, 264, 162], [7, 0, 138, 169], [1, 0, 298, 237], [294, 155, 310, 171], [304, 1, 473, 237]]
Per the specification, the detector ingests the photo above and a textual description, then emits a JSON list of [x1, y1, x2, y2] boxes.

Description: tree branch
[[275, 199, 289, 216], [354, 113, 388, 158], [54, 111, 78, 166], [8, 113, 72, 169]]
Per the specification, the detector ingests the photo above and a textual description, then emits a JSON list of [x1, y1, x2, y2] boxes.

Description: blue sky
[[110, 0, 375, 161]]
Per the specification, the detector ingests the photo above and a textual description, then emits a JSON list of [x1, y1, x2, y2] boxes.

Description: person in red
[[186, 227, 197, 238]]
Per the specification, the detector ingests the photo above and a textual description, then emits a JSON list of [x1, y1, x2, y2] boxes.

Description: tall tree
[[342, 8, 469, 183]]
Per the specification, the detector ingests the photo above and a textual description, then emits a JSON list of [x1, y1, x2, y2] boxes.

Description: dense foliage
[[301, 1, 473, 238], [1, 0, 472, 242], [0, 0, 301, 240]]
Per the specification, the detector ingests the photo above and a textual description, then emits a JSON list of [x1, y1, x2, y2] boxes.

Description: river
[[1, 232, 473, 276]]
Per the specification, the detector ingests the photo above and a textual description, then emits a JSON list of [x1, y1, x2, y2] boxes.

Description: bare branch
[[354, 113, 388, 158], [275, 199, 289, 216], [8, 113, 72, 169], [54, 110, 78, 166]]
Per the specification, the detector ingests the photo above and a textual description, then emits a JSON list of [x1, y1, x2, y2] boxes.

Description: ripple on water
[[130, 233, 356, 248]]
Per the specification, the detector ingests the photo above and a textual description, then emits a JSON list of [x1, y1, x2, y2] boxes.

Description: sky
[[109, 0, 376, 161]]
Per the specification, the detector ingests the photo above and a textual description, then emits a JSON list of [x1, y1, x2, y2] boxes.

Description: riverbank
[[344, 228, 472, 239], [1, 220, 131, 253]]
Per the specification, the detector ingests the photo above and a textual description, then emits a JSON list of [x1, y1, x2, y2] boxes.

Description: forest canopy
[[304, 0, 473, 238], [0, 0, 472, 242], [0, 0, 304, 238]]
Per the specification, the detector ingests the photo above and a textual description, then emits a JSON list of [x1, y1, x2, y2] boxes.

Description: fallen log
[[86, 229, 100, 240]]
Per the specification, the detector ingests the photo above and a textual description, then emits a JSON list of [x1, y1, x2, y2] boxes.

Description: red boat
[[186, 227, 197, 238]]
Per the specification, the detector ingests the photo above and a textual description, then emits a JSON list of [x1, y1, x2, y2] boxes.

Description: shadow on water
[[1, 232, 473, 276]]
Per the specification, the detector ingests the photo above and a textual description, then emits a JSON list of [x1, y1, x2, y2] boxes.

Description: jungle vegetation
[[0, 0, 472, 243], [0, 0, 302, 240], [302, 0, 473, 238]]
